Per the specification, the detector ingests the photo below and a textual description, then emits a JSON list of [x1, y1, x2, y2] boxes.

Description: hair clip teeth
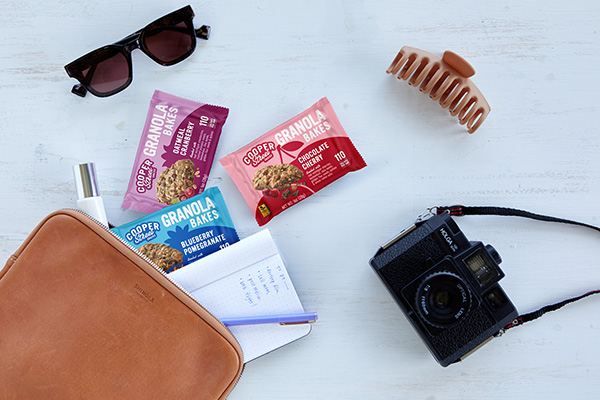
[[408, 61, 431, 87], [441, 82, 465, 109], [387, 46, 491, 134]]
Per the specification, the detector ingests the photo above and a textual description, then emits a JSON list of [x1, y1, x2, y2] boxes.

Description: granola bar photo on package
[[122, 90, 229, 213], [220, 97, 366, 226]]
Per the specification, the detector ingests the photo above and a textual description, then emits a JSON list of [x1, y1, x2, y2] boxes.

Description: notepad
[[169, 229, 311, 362]]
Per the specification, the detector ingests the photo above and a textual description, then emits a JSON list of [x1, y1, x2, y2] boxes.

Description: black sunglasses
[[64, 5, 209, 98]]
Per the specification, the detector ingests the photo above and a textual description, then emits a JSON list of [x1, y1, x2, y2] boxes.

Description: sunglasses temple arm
[[72, 84, 88, 97], [195, 25, 210, 40]]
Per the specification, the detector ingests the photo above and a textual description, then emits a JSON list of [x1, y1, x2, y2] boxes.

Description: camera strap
[[432, 205, 600, 332]]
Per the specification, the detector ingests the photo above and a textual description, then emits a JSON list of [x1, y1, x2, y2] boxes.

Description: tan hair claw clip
[[387, 46, 490, 133]]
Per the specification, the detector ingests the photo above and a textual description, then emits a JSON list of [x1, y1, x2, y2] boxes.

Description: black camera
[[370, 212, 518, 367]]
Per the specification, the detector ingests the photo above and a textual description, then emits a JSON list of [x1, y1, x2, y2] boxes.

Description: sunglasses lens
[[80, 48, 131, 95], [143, 21, 194, 63]]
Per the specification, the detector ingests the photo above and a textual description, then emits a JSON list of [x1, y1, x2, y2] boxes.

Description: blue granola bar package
[[112, 187, 239, 273]]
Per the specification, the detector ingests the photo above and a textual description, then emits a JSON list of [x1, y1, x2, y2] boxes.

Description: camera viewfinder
[[465, 249, 500, 287]]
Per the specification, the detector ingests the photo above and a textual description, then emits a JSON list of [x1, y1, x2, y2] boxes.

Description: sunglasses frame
[[64, 5, 210, 98]]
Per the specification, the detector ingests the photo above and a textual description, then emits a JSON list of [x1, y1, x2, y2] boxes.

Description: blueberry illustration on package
[[112, 187, 239, 273]]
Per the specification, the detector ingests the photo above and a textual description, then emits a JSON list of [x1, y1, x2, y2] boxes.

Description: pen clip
[[279, 319, 317, 326]]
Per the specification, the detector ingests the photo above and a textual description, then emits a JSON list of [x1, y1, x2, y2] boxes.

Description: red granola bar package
[[220, 97, 366, 226]]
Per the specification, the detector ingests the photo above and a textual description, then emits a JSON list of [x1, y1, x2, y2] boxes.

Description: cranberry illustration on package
[[220, 97, 366, 226]]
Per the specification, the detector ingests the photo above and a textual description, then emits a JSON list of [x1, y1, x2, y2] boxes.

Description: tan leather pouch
[[0, 210, 243, 399]]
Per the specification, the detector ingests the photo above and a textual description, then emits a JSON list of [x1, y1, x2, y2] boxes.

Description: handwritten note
[[169, 229, 311, 362], [239, 264, 291, 307]]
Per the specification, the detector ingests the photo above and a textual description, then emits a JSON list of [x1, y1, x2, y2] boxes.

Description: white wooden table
[[1, 1, 599, 398]]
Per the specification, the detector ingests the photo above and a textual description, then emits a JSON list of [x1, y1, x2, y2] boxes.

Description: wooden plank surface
[[1, 1, 599, 398]]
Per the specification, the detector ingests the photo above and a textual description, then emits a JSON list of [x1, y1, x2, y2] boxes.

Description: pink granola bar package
[[220, 97, 366, 226], [123, 90, 229, 213]]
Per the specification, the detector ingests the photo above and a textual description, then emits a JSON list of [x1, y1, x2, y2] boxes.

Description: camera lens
[[415, 272, 472, 328]]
